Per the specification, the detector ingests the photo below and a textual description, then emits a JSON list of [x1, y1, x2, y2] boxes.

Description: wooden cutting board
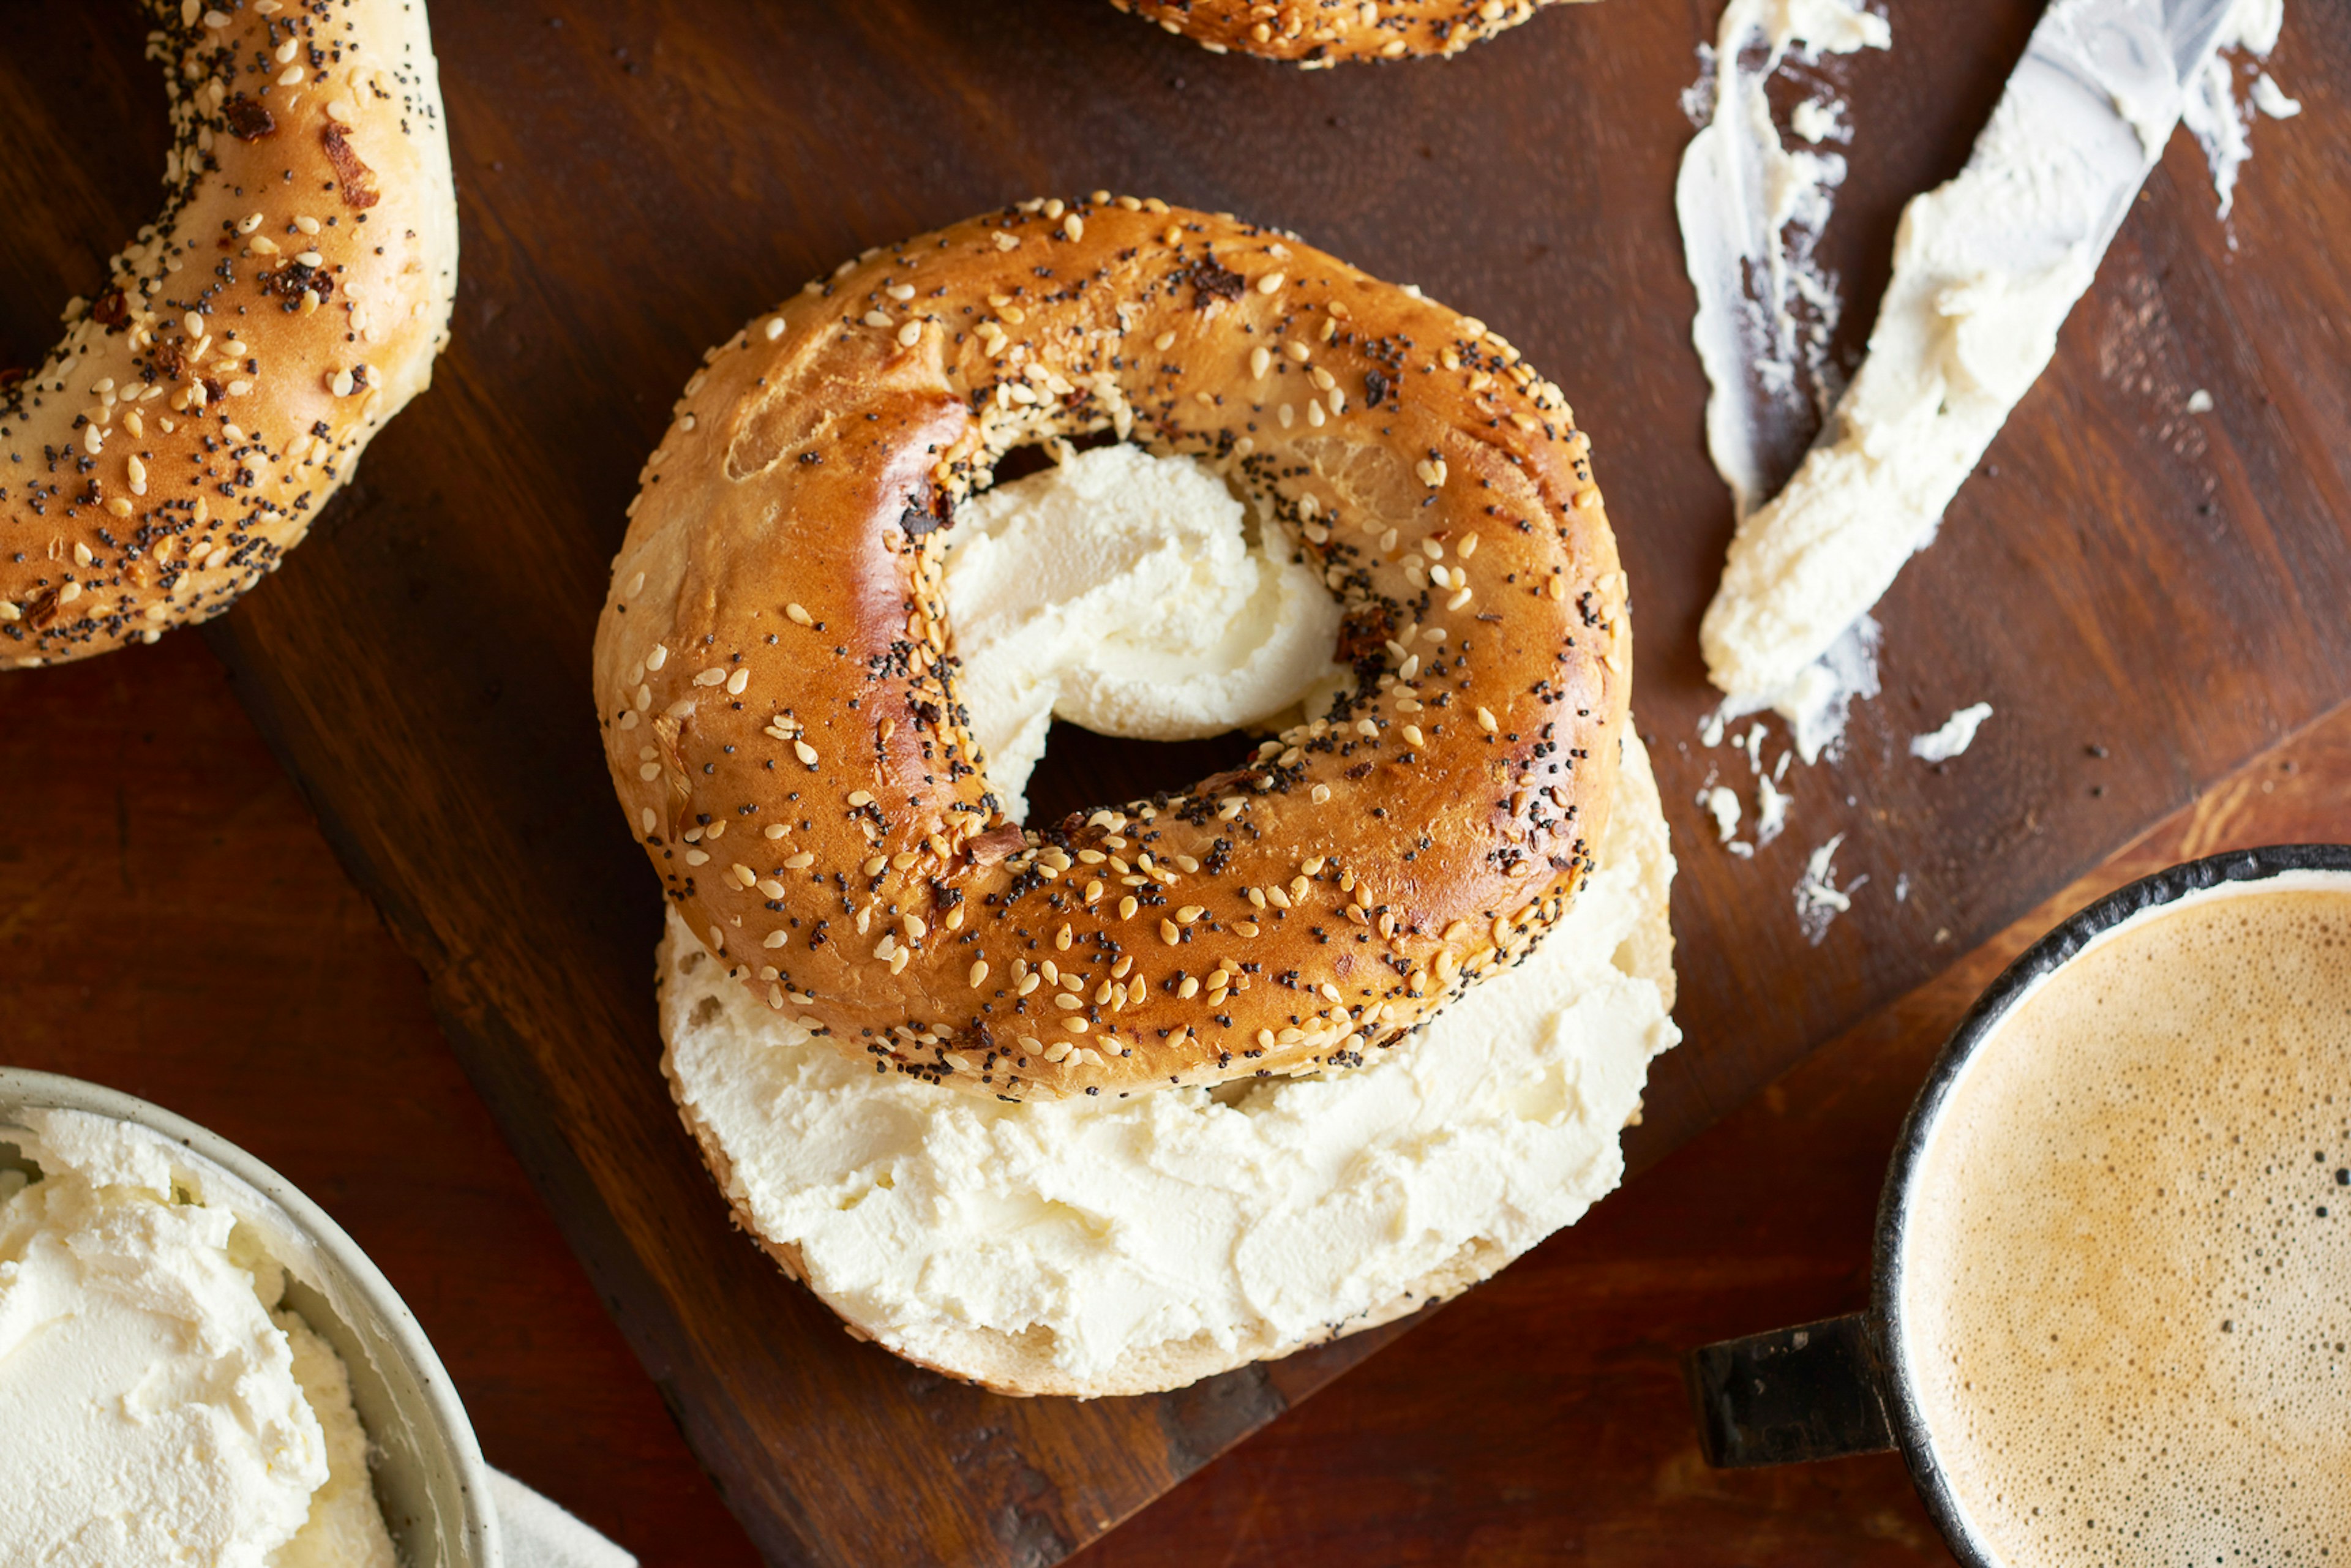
[[4, 2, 2345, 1563]]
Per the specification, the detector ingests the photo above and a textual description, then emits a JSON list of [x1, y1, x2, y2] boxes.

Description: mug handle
[[1682, 1312, 1897, 1467]]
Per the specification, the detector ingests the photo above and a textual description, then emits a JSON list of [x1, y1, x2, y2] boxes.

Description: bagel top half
[[1113, 0, 1591, 64], [0, 0, 457, 667], [594, 198, 1630, 1101]]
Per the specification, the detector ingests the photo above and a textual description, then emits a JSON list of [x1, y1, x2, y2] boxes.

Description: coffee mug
[[1684, 843, 2351, 1567]]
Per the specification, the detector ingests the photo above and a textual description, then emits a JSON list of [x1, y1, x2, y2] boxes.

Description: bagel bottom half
[[653, 442, 1677, 1397]]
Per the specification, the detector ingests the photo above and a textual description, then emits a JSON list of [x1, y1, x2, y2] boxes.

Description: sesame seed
[[786, 602, 814, 626], [1257, 271, 1286, 294]]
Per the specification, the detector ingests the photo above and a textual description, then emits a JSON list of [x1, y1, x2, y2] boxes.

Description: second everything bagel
[[1112, 0, 1594, 63], [0, 0, 456, 667]]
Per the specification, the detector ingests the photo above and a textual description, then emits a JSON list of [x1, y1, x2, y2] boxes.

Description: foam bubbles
[[1902, 879, 2351, 1566]]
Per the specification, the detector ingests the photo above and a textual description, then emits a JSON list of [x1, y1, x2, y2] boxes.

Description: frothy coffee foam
[[1902, 874, 2351, 1567]]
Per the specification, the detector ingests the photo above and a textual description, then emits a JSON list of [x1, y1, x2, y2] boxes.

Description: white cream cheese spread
[[2184, 0, 2297, 220], [659, 445, 1678, 1389], [1909, 701, 1993, 762], [939, 443, 1341, 823], [663, 736, 1675, 1387], [0, 1109, 394, 1568], [1677, 0, 1891, 522]]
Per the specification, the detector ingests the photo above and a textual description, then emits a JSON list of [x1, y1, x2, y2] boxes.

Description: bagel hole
[[1018, 722, 1253, 831], [961, 437, 1346, 831], [983, 429, 1123, 490], [0, 7, 167, 372]]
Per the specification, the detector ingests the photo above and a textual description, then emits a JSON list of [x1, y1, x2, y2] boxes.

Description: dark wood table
[[5, 0, 2348, 1562], [9, 583, 2346, 1568]]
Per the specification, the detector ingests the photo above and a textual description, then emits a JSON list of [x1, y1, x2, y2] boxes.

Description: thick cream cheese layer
[[939, 443, 1343, 821], [0, 1109, 394, 1568], [664, 733, 1676, 1386]]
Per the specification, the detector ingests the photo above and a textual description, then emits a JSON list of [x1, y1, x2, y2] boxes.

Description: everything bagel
[[1110, 0, 1589, 63], [0, 0, 456, 667], [595, 198, 1630, 1101]]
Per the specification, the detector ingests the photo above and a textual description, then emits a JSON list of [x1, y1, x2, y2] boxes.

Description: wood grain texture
[[6, 638, 2342, 1568], [2, 1, 2346, 1563], [0, 636, 762, 1566]]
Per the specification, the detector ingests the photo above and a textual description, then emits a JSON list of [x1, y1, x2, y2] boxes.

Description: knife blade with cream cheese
[[1698, 0, 2243, 756]]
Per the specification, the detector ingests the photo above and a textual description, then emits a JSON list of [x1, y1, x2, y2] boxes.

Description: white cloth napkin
[[490, 1469, 637, 1568]]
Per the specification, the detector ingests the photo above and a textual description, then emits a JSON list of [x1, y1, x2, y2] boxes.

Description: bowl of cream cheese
[[0, 1068, 500, 1567]]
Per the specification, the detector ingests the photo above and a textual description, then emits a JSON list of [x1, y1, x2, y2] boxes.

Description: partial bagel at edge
[[594, 198, 1631, 1103], [1110, 0, 1593, 64], [0, 0, 457, 667]]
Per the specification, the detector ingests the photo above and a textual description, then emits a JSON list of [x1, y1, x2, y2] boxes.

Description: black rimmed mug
[[1682, 843, 2351, 1566]]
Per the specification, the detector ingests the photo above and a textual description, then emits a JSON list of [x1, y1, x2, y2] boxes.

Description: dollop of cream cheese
[[664, 738, 1673, 1387], [939, 443, 1343, 822], [0, 1109, 394, 1568]]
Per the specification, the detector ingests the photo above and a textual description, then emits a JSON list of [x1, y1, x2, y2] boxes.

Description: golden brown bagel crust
[[0, 0, 457, 667], [594, 198, 1631, 1101], [1111, 0, 1591, 64]]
